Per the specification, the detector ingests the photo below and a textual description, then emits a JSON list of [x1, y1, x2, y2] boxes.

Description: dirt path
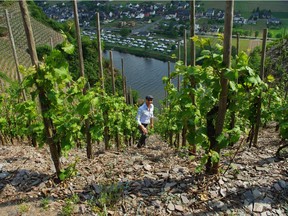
[[0, 125, 287, 215], [248, 39, 262, 52]]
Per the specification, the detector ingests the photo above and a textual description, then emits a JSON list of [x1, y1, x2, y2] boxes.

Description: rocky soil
[[0, 124, 288, 216]]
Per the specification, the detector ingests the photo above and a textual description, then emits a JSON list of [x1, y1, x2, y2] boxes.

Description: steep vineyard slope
[[0, 2, 63, 80], [266, 37, 288, 79]]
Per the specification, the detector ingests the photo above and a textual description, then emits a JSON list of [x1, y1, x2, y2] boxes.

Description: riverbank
[[104, 43, 177, 63]]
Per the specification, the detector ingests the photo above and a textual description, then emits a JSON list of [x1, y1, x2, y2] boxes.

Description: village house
[[165, 10, 177, 20], [267, 17, 281, 25], [233, 15, 247, 24], [177, 10, 190, 21], [206, 8, 215, 18]]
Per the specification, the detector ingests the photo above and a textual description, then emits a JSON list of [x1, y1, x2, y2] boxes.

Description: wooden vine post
[[96, 12, 104, 90], [109, 51, 120, 149], [19, 0, 61, 176], [95, 12, 109, 150], [208, 0, 234, 174], [183, 29, 187, 66], [175, 40, 181, 148], [73, 0, 92, 158], [109, 50, 116, 95], [190, 0, 196, 67], [129, 87, 133, 105], [165, 61, 170, 108], [236, 33, 240, 55], [167, 61, 173, 145], [6, 8, 38, 148], [230, 33, 240, 131], [177, 40, 181, 91], [5, 9, 27, 101], [189, 0, 196, 154], [182, 29, 188, 147], [5, 9, 26, 99], [121, 58, 127, 103], [253, 28, 268, 147], [73, 0, 84, 78], [50, 37, 53, 49]]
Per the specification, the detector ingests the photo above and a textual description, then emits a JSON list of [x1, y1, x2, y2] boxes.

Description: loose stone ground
[[0, 124, 287, 215]]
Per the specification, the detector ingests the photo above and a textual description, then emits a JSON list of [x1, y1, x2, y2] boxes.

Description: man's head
[[145, 95, 153, 105]]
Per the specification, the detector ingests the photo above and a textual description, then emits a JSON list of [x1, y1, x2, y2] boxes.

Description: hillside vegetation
[[0, 2, 63, 80]]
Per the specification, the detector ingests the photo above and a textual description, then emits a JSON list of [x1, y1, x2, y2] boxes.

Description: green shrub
[[0, 26, 8, 37]]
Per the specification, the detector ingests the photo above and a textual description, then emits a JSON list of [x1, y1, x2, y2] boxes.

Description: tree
[[119, 28, 131, 37], [275, 33, 283, 38], [255, 30, 259, 38], [0, 26, 8, 37]]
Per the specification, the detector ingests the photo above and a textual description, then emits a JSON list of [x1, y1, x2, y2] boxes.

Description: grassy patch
[[232, 38, 250, 52], [40, 197, 51, 210], [202, 1, 288, 16], [18, 203, 30, 214], [61, 194, 80, 216], [105, 43, 175, 62]]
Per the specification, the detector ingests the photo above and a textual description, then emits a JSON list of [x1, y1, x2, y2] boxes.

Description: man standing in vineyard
[[136, 95, 154, 148]]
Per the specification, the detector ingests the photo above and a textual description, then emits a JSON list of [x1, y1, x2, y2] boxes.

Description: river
[[103, 50, 176, 108]]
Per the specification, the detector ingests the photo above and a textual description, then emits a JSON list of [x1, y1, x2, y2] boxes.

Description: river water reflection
[[103, 50, 176, 108]]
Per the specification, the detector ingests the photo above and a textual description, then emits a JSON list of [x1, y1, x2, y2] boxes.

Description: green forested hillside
[[0, 2, 63, 80]]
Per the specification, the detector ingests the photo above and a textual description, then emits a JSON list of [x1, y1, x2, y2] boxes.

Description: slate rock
[[214, 201, 225, 209], [210, 190, 218, 198], [230, 187, 237, 193], [220, 188, 227, 197], [255, 166, 267, 172], [144, 164, 152, 171], [152, 200, 161, 208], [273, 183, 282, 191], [244, 200, 253, 213], [274, 209, 283, 215], [175, 204, 184, 212], [243, 190, 254, 202], [181, 195, 189, 204], [164, 182, 177, 191], [236, 174, 247, 181], [261, 211, 272, 216], [167, 202, 175, 211], [0, 172, 9, 179], [278, 180, 286, 189], [252, 189, 263, 200], [253, 202, 264, 213], [156, 172, 169, 178]]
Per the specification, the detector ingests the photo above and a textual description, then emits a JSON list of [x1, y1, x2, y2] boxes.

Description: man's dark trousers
[[137, 123, 148, 148]]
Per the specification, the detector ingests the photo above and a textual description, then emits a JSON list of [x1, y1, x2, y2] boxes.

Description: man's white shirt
[[136, 103, 154, 125]]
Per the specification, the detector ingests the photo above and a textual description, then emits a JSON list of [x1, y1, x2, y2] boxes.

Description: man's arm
[[136, 107, 148, 134], [150, 117, 154, 129], [136, 107, 142, 126], [150, 105, 154, 128]]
